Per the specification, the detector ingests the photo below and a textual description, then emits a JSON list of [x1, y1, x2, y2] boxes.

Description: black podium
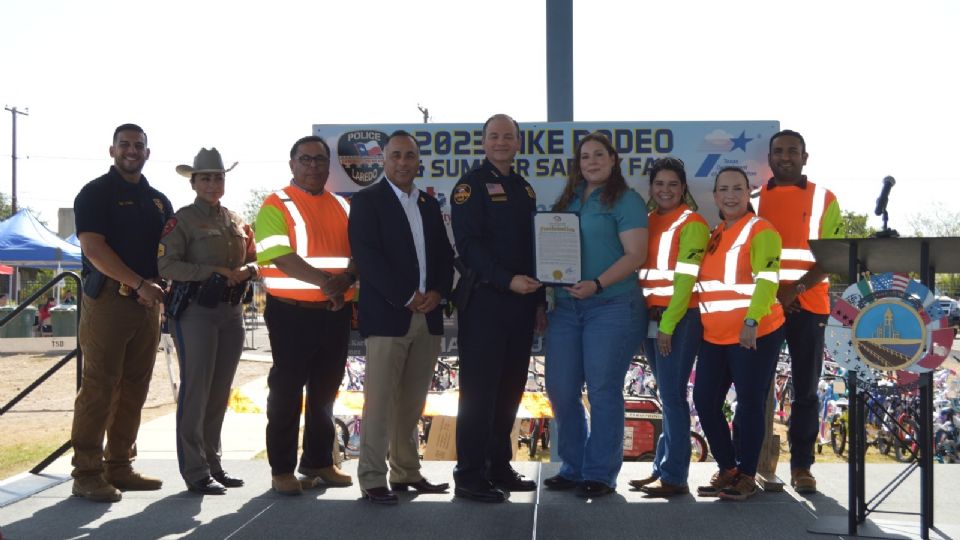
[[808, 237, 960, 540]]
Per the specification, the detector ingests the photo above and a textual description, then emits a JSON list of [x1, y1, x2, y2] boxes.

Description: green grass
[[0, 439, 67, 480]]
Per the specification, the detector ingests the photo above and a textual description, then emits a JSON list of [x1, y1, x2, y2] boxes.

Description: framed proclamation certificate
[[534, 212, 581, 286]]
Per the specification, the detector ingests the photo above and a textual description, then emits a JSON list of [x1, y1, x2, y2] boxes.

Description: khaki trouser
[[71, 279, 161, 478], [357, 313, 440, 489]]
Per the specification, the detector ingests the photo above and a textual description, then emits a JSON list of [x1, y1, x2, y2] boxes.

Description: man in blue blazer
[[347, 130, 455, 505]]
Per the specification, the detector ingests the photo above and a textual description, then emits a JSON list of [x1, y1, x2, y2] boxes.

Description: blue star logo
[[729, 130, 753, 152]]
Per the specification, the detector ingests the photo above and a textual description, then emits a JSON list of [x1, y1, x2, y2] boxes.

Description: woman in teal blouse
[[543, 132, 648, 497]]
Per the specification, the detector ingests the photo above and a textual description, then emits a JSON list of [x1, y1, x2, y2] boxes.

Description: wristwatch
[[744, 318, 758, 328], [794, 281, 807, 294], [593, 278, 604, 294]]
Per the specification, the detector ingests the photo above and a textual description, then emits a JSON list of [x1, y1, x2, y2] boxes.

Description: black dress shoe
[[361, 486, 399, 505], [489, 469, 537, 492], [543, 474, 578, 491], [390, 478, 450, 493], [212, 471, 244, 488], [576, 480, 614, 498], [186, 476, 227, 495], [454, 481, 506, 503]]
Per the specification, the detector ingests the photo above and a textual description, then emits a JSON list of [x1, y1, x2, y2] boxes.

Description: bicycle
[[517, 357, 550, 459]]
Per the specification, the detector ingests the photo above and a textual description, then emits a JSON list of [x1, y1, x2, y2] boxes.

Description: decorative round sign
[[824, 272, 954, 380]]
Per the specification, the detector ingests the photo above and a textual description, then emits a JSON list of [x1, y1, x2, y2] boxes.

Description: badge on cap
[[453, 184, 471, 205]]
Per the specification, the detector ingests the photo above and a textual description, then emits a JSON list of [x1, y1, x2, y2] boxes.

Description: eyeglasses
[[297, 154, 330, 166]]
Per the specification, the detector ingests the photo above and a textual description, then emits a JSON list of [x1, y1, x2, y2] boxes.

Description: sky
[[1, 0, 958, 235]]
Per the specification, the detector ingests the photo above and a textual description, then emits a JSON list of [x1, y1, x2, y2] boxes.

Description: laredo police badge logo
[[824, 272, 955, 381], [338, 130, 388, 187], [453, 184, 471, 205]]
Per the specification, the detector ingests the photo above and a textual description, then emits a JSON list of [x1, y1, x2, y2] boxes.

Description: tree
[[908, 202, 960, 296], [0, 192, 12, 221], [243, 188, 271, 229], [839, 210, 877, 239]]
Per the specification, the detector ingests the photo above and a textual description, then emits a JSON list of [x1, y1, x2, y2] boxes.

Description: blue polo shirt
[[556, 187, 647, 299]]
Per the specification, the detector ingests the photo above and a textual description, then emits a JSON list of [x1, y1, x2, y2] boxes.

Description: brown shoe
[[697, 468, 738, 497], [105, 468, 162, 491], [718, 474, 758, 501], [72, 475, 122, 502], [272, 473, 303, 496], [791, 468, 817, 494], [640, 479, 690, 497], [299, 465, 353, 487], [628, 475, 658, 490]]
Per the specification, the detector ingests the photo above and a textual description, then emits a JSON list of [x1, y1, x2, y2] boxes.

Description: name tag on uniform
[[486, 183, 507, 202]]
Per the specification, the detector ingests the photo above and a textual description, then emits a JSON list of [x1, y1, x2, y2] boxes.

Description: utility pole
[[4, 105, 29, 215]]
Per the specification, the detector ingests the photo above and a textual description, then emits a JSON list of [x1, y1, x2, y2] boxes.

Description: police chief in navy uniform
[[450, 114, 546, 503]]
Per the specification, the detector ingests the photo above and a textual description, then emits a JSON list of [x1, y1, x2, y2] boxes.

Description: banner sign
[[315, 121, 780, 227]]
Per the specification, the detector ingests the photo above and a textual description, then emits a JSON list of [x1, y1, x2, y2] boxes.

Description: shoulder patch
[[161, 218, 177, 238], [453, 184, 471, 205], [157, 243, 166, 257], [525, 185, 536, 199]]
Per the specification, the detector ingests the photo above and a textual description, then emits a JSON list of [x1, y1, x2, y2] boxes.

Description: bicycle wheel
[[528, 419, 542, 458], [830, 417, 847, 456], [876, 434, 891, 455], [335, 418, 351, 456], [690, 432, 709, 462], [895, 419, 919, 463]]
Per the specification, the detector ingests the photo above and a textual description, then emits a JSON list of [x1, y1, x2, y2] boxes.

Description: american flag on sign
[[355, 141, 383, 156], [871, 272, 894, 292], [891, 273, 910, 292]]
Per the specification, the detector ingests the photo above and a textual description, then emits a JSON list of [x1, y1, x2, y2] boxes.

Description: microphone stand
[[874, 210, 899, 238]]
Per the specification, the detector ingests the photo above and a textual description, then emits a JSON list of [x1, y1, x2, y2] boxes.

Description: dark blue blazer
[[348, 178, 454, 337]]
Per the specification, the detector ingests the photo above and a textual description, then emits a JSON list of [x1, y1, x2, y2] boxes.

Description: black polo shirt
[[74, 166, 173, 280]]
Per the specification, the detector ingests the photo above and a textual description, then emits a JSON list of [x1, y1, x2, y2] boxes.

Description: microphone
[[874, 176, 896, 216]]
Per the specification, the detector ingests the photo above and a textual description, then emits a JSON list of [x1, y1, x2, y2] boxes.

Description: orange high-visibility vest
[[639, 204, 707, 308], [258, 186, 355, 302], [756, 180, 836, 314], [697, 213, 784, 345]]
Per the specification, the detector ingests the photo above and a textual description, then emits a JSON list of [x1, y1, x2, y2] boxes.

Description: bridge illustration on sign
[[853, 302, 924, 371]]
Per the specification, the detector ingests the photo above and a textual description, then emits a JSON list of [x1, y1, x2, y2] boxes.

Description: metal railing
[[0, 271, 82, 474]]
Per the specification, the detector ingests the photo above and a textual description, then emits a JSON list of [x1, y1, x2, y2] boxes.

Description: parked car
[[937, 296, 960, 326]]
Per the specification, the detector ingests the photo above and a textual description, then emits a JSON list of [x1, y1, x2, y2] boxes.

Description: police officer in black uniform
[[451, 114, 546, 503]]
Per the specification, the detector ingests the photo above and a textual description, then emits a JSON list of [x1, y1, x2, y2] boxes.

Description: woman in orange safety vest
[[692, 166, 784, 501]]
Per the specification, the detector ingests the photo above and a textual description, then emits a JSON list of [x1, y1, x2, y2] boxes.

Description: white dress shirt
[[386, 178, 427, 305]]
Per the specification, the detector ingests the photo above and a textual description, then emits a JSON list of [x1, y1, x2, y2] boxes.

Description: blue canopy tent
[[0, 210, 82, 302], [0, 210, 82, 268]]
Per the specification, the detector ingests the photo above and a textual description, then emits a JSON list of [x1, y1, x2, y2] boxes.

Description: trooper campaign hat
[[176, 147, 238, 177]]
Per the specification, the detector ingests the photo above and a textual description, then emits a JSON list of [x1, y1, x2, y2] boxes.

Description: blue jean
[[692, 325, 784, 477], [647, 308, 702, 485], [545, 288, 646, 487]]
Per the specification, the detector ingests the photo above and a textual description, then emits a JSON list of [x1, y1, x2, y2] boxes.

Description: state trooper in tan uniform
[[158, 148, 257, 495]]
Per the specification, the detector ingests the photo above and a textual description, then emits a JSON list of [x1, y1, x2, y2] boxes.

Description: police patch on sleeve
[[525, 185, 536, 199], [453, 184, 471, 205], [161, 218, 177, 237]]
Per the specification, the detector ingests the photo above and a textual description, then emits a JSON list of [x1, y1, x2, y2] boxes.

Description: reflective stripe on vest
[[639, 209, 700, 306], [697, 217, 769, 313], [273, 190, 351, 258], [260, 189, 353, 301], [656, 209, 692, 268]]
